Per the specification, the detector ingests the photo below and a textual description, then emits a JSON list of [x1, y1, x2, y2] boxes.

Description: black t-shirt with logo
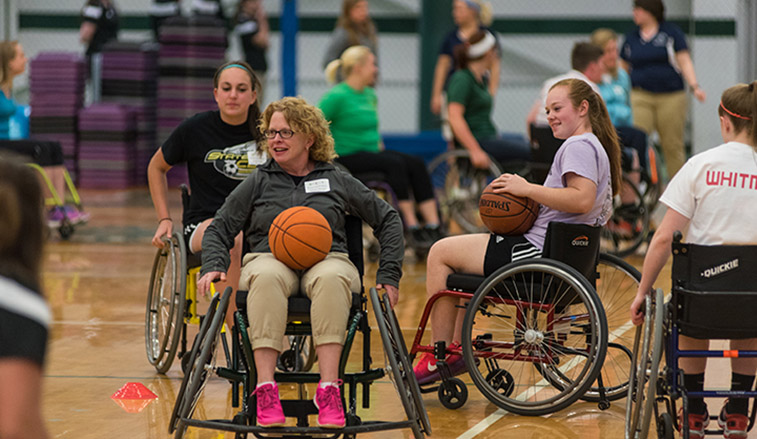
[[161, 110, 265, 225]]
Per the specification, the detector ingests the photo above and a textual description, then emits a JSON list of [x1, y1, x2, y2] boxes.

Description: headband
[[720, 101, 752, 121], [462, 0, 481, 13], [467, 31, 496, 59], [222, 63, 251, 74]]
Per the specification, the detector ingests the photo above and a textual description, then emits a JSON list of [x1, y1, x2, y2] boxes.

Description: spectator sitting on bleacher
[[319, 45, 444, 249]]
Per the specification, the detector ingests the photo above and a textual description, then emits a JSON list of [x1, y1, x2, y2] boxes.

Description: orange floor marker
[[110, 382, 158, 413]]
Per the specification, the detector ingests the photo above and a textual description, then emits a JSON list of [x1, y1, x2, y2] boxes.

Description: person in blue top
[[620, 0, 706, 178], [592, 28, 649, 174]]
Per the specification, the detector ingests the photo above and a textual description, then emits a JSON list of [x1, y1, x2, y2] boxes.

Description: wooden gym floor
[[41, 187, 747, 438]]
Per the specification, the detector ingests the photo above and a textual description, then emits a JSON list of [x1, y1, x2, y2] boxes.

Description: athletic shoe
[[64, 205, 90, 225], [47, 207, 65, 228], [253, 383, 285, 427], [314, 380, 345, 428], [422, 225, 445, 244], [409, 227, 432, 250], [718, 401, 748, 438], [413, 342, 468, 385], [678, 407, 709, 439]]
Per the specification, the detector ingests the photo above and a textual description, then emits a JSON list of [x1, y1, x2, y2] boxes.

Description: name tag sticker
[[305, 178, 331, 193], [246, 150, 267, 165]]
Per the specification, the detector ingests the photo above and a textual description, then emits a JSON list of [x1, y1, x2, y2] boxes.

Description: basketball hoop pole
[[281, 0, 298, 97]]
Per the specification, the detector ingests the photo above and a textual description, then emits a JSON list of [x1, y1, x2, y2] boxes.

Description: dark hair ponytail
[[213, 60, 264, 142]]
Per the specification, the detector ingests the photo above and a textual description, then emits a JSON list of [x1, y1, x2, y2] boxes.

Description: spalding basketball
[[478, 182, 538, 235], [269, 206, 332, 270]]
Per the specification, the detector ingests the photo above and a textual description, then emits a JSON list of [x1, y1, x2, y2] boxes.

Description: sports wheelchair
[[170, 215, 431, 438], [409, 221, 641, 414], [626, 235, 757, 439]]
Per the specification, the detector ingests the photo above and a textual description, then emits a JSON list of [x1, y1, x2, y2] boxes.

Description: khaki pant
[[239, 252, 360, 352], [630, 88, 688, 177]]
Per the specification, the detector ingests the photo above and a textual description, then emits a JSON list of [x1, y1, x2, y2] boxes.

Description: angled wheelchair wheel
[[601, 175, 650, 258], [168, 291, 220, 434], [173, 288, 232, 439], [427, 149, 503, 234], [370, 288, 430, 438], [461, 259, 608, 416], [145, 232, 187, 374], [580, 253, 641, 403], [624, 289, 664, 439]]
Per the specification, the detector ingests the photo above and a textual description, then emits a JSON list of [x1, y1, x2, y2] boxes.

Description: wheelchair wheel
[[579, 253, 641, 403], [277, 335, 316, 372], [427, 149, 503, 234], [168, 292, 220, 434], [370, 287, 431, 438], [624, 289, 664, 439], [145, 232, 187, 374], [461, 259, 608, 416], [173, 287, 232, 439], [601, 175, 650, 258]]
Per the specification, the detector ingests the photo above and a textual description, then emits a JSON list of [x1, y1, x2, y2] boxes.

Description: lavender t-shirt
[[523, 132, 613, 249]]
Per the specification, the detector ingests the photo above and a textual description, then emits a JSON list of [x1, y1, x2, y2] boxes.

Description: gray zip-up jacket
[[201, 159, 404, 287]]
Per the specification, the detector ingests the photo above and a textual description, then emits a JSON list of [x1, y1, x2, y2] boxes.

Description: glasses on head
[[264, 129, 295, 139]]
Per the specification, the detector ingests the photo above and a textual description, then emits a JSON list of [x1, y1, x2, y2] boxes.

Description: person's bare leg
[[678, 335, 709, 374], [418, 199, 441, 225], [315, 343, 342, 383], [426, 234, 489, 345], [254, 348, 279, 384], [730, 338, 757, 375], [398, 200, 419, 228]]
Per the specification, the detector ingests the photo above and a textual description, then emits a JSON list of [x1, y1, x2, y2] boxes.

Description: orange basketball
[[478, 182, 538, 235], [268, 206, 333, 270]]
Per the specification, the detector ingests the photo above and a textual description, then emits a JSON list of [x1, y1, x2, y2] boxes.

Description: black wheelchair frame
[[170, 215, 431, 439], [626, 235, 757, 439]]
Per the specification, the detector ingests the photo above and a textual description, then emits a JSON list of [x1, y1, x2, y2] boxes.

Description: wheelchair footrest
[[181, 417, 414, 436], [281, 399, 317, 417]]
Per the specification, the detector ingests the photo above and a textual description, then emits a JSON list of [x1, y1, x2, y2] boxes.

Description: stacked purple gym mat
[[28, 52, 87, 182], [158, 15, 227, 186], [100, 41, 159, 184], [78, 103, 137, 189]]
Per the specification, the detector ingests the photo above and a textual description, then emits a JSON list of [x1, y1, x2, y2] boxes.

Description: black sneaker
[[409, 227, 431, 249]]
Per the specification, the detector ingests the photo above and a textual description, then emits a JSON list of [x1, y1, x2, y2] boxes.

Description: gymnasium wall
[[9, 0, 751, 155]]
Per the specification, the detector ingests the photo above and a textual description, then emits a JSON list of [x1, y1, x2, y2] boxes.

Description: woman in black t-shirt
[[0, 155, 50, 439], [147, 61, 264, 322]]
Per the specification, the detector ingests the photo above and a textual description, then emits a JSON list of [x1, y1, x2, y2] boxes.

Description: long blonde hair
[[324, 45, 372, 85], [551, 78, 622, 195], [0, 41, 19, 88]]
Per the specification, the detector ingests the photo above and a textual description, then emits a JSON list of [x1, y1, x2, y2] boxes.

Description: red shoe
[[678, 407, 709, 439], [718, 401, 748, 438], [413, 342, 468, 385]]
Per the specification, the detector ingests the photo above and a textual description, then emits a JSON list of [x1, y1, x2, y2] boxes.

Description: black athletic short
[[483, 234, 542, 277]]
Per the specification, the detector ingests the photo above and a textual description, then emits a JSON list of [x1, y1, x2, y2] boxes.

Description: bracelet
[[690, 83, 700, 91], [159, 217, 172, 223]]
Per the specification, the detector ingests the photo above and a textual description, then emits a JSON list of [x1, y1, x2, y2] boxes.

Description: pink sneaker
[[314, 380, 345, 428], [413, 342, 468, 385], [253, 383, 285, 427], [48, 207, 65, 228], [64, 205, 90, 225]]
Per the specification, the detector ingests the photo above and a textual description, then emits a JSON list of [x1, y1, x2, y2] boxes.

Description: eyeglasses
[[264, 129, 295, 139]]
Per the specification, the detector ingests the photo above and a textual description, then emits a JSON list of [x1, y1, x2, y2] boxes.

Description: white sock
[[257, 381, 276, 388], [319, 381, 338, 389]]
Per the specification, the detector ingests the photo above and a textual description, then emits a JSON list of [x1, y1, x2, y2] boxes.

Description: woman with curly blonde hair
[[199, 96, 404, 429]]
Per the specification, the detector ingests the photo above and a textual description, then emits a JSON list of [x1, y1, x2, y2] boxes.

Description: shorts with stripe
[[483, 234, 542, 277]]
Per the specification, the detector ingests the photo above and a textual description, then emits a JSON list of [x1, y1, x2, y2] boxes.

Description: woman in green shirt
[[447, 30, 531, 170], [319, 45, 443, 248]]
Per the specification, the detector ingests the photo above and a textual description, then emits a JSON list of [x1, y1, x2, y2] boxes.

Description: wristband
[[159, 217, 172, 224]]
